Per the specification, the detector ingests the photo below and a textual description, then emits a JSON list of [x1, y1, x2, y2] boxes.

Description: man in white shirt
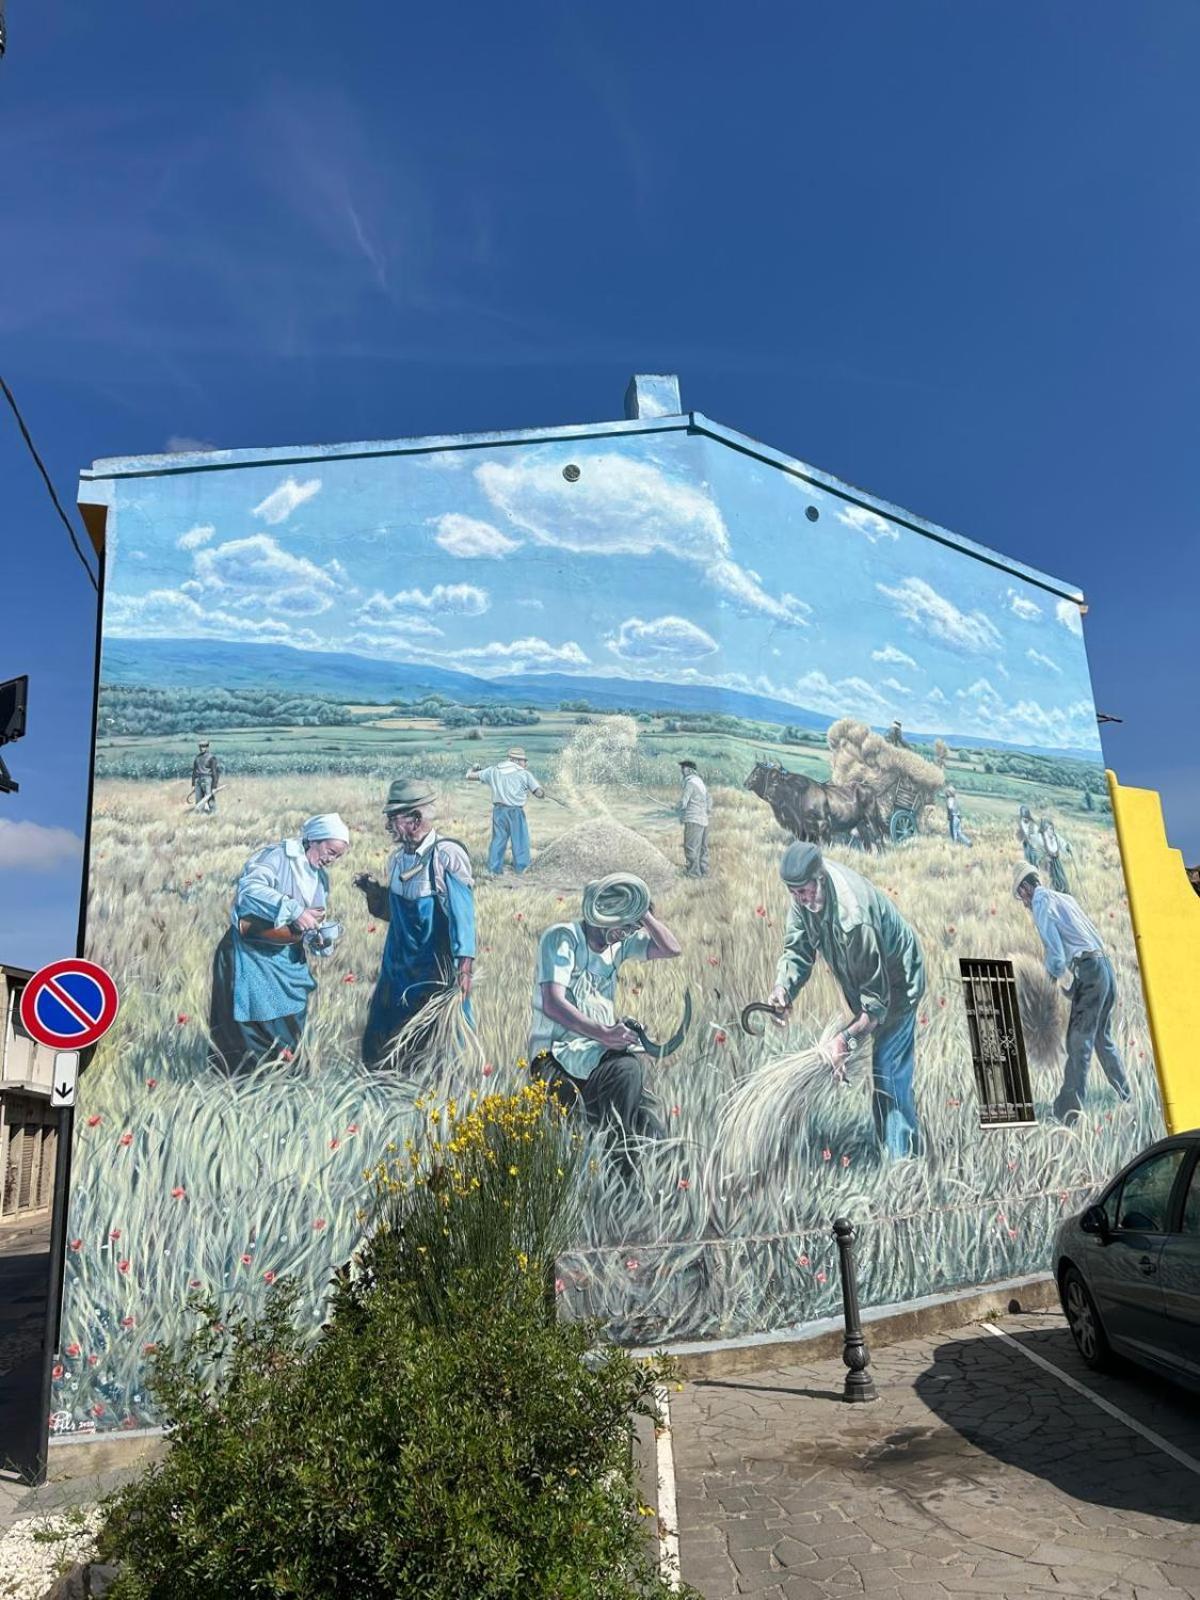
[[529, 872, 681, 1179], [467, 745, 544, 875], [1014, 862, 1131, 1123], [678, 759, 711, 878]]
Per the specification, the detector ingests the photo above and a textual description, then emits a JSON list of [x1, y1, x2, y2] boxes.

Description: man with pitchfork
[[765, 841, 925, 1159]]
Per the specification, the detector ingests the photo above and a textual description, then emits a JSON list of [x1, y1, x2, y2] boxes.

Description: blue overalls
[[361, 834, 476, 1068]]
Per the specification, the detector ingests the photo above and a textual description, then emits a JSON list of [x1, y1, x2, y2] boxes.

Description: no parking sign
[[19, 958, 120, 1052]]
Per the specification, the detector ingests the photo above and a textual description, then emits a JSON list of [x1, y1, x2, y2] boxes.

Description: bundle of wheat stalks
[[383, 983, 485, 1073], [715, 1020, 849, 1178]]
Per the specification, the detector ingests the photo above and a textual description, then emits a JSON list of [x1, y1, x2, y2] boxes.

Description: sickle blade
[[631, 990, 693, 1059]]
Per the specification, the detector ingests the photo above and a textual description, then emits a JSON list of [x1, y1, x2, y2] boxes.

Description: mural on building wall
[[54, 428, 1160, 1433]]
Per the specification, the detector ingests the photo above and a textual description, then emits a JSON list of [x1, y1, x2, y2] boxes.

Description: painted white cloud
[[360, 583, 489, 622], [361, 634, 590, 676], [193, 535, 344, 616], [954, 677, 1097, 751], [879, 677, 911, 696], [104, 588, 323, 650], [432, 514, 521, 559], [177, 525, 215, 551], [517, 597, 544, 610], [0, 820, 83, 872], [871, 644, 918, 670], [877, 576, 1002, 655], [1056, 598, 1083, 636], [788, 670, 893, 723], [1026, 647, 1062, 675], [476, 453, 809, 626], [838, 505, 898, 544], [926, 687, 948, 706], [349, 613, 444, 639], [454, 636, 589, 671], [1007, 588, 1042, 621], [252, 476, 321, 525], [607, 615, 719, 663]]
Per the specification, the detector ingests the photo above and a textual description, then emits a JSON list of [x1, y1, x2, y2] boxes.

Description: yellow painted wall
[[1109, 772, 1200, 1133]]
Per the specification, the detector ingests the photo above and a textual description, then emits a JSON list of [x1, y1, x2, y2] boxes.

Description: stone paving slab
[[668, 1312, 1200, 1600]]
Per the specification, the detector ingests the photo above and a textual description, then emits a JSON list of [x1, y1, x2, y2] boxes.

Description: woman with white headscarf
[[208, 814, 351, 1075]]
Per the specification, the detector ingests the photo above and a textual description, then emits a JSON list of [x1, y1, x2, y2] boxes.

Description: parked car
[[1054, 1130, 1200, 1392]]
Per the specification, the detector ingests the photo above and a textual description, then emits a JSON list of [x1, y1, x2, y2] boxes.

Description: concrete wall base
[[631, 1271, 1060, 1378]]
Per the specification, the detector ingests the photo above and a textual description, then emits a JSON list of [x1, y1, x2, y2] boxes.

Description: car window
[[1181, 1158, 1200, 1236], [1115, 1148, 1188, 1233]]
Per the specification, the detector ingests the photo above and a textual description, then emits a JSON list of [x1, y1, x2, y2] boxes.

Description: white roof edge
[[77, 404, 1085, 605], [690, 414, 1085, 604]]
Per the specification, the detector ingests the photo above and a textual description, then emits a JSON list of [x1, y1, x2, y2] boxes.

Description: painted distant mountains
[[101, 637, 1102, 764]]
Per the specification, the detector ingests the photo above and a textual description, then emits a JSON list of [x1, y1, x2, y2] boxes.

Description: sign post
[[17, 959, 119, 1483]]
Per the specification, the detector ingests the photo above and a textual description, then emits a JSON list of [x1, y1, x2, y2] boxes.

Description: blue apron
[[361, 844, 475, 1068]]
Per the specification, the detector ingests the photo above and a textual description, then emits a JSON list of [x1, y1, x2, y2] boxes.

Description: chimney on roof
[[624, 374, 682, 420]]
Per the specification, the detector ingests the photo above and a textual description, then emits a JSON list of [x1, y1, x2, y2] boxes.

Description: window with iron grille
[[959, 958, 1035, 1125]]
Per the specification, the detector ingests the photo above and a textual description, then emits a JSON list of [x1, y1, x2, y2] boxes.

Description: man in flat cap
[[191, 739, 220, 814], [678, 759, 711, 879], [529, 873, 681, 1179], [767, 841, 925, 1158], [208, 813, 350, 1074], [466, 745, 545, 874], [1013, 861, 1130, 1123], [355, 778, 477, 1068]]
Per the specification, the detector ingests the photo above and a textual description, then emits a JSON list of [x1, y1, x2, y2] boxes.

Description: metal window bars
[[959, 958, 1036, 1125]]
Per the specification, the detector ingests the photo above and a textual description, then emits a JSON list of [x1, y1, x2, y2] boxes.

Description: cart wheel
[[890, 808, 918, 844]]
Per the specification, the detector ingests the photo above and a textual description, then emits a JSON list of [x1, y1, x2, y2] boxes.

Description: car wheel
[[1062, 1266, 1112, 1372]]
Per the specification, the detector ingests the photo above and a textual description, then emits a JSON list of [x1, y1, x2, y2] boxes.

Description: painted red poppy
[[312, 1218, 327, 1231], [177, 1014, 189, 1025], [146, 1078, 158, 1089], [263, 1270, 277, 1285], [66, 1343, 81, 1357], [86, 1115, 102, 1128], [118, 1133, 133, 1148], [121, 1316, 135, 1328], [118, 1260, 131, 1274], [171, 1186, 186, 1199], [240, 1253, 252, 1266]]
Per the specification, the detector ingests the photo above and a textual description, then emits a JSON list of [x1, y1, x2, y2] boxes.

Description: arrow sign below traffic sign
[[20, 959, 120, 1053], [51, 1052, 80, 1108]]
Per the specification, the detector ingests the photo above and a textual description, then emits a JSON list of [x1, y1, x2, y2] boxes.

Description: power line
[[0, 374, 100, 594]]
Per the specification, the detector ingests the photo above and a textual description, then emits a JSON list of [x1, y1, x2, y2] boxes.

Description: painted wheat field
[[56, 719, 1159, 1432]]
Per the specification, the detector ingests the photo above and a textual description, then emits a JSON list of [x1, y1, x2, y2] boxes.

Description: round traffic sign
[[19, 959, 120, 1052]]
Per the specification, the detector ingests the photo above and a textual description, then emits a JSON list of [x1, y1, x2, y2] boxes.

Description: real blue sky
[[2, 0, 1198, 966]]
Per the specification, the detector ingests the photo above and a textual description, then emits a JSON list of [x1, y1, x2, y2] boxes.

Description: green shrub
[[99, 1081, 690, 1598], [99, 1279, 684, 1599]]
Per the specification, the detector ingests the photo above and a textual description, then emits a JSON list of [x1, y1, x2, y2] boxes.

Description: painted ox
[[745, 761, 886, 850]]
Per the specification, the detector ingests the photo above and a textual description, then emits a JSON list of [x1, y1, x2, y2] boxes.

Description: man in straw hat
[[208, 813, 351, 1074], [355, 778, 477, 1068], [678, 759, 711, 878], [529, 872, 681, 1179], [766, 841, 925, 1158], [466, 745, 544, 874], [1013, 861, 1130, 1123]]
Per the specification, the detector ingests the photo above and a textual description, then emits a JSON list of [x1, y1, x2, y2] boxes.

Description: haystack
[[527, 819, 677, 896], [827, 716, 944, 802]]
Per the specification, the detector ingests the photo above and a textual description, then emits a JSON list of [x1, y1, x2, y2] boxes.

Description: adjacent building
[[1, 965, 59, 1222], [58, 374, 1168, 1434]]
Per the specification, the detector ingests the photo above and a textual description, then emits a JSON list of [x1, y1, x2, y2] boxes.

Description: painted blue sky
[[3, 1, 1199, 966], [99, 426, 1101, 755]]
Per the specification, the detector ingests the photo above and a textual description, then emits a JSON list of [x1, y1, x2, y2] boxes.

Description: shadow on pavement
[[915, 1320, 1200, 1525], [0, 1219, 51, 1483], [691, 1377, 845, 1403]]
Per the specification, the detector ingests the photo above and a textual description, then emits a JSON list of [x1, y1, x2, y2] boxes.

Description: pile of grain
[[527, 819, 677, 895]]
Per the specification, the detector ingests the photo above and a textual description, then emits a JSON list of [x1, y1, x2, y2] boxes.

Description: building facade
[[1, 966, 59, 1222], [58, 376, 1162, 1434]]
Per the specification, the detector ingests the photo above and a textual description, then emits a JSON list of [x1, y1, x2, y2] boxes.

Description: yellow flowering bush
[[358, 1078, 583, 1331]]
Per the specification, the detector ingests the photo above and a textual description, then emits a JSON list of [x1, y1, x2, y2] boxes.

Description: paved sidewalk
[[670, 1311, 1200, 1599]]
